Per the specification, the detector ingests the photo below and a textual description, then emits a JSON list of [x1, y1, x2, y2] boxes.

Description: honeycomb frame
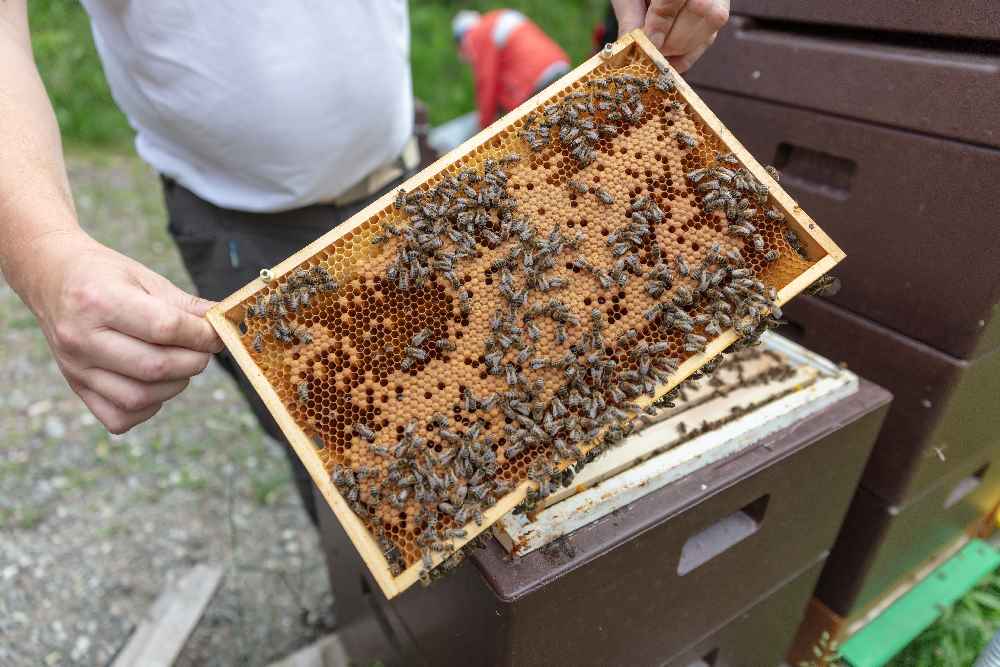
[[207, 31, 844, 598]]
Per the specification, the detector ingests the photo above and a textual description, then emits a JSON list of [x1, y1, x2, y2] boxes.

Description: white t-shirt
[[80, 1, 413, 212]]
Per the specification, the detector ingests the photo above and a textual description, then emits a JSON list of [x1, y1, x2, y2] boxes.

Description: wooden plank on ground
[[266, 634, 349, 667], [111, 563, 223, 667]]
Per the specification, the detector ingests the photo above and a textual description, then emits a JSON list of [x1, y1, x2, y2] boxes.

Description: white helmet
[[452, 10, 482, 42]]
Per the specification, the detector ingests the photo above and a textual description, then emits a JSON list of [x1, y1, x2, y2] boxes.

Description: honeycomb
[[210, 34, 840, 597]]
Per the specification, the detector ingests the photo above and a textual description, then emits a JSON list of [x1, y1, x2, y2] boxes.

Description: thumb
[[171, 290, 217, 318], [612, 0, 648, 35], [138, 272, 225, 351], [137, 268, 217, 316], [151, 277, 218, 317]]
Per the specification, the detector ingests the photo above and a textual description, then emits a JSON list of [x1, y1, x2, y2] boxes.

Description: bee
[[458, 289, 472, 315], [251, 332, 264, 353], [273, 320, 293, 343], [765, 208, 784, 221], [515, 345, 535, 366], [764, 249, 780, 262], [500, 153, 522, 165], [405, 347, 428, 361], [393, 189, 408, 209], [807, 275, 842, 297], [632, 100, 646, 121], [267, 293, 286, 318], [735, 315, 758, 338], [354, 423, 376, 442], [684, 334, 708, 353], [655, 72, 675, 92], [649, 342, 671, 357], [687, 168, 708, 183], [504, 363, 518, 386], [296, 381, 309, 403], [644, 303, 664, 321], [549, 396, 568, 419], [675, 131, 698, 148], [675, 253, 690, 277], [728, 224, 753, 239], [435, 338, 456, 352], [505, 442, 525, 460], [410, 328, 431, 347], [752, 234, 765, 252], [673, 285, 694, 307], [568, 179, 589, 194]]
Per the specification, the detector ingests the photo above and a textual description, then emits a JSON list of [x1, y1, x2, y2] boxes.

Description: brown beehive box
[[207, 31, 844, 598]]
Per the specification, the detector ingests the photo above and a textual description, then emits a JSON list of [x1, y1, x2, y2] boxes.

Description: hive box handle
[[684, 648, 719, 667], [774, 143, 856, 201], [677, 495, 770, 575], [943, 464, 989, 509]]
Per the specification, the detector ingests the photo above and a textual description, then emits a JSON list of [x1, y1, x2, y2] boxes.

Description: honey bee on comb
[[212, 31, 841, 598]]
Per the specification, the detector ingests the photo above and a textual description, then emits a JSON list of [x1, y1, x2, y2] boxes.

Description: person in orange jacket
[[453, 9, 571, 129]]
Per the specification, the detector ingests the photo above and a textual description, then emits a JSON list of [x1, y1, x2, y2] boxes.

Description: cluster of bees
[[688, 154, 806, 262], [519, 69, 676, 167], [244, 266, 339, 401], [241, 60, 816, 585], [335, 408, 518, 576], [335, 154, 783, 581], [378, 155, 525, 313]]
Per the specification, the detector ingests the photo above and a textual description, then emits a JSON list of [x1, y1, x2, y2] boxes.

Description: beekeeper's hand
[[612, 0, 730, 72]]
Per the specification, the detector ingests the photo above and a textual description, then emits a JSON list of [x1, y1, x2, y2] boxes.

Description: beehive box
[[207, 31, 844, 597]]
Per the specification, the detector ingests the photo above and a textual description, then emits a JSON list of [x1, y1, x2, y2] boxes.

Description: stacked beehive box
[[684, 0, 1000, 648]]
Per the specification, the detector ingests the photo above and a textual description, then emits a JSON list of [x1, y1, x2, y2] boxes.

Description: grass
[[888, 568, 1000, 666], [801, 568, 1000, 666], [28, 1, 132, 147], [24, 2, 1000, 664]]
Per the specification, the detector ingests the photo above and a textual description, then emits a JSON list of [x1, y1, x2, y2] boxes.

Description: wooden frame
[[207, 30, 845, 598]]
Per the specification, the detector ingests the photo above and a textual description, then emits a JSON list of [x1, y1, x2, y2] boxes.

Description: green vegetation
[[28, 1, 132, 147], [28, 0, 607, 146], [889, 568, 1000, 666]]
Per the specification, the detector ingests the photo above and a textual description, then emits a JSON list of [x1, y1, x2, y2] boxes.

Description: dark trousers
[[162, 176, 403, 524]]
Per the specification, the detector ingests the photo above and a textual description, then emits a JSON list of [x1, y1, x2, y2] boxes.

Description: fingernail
[[649, 31, 666, 49]]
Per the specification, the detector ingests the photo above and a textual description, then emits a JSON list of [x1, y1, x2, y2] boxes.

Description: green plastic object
[[839, 538, 1000, 667]]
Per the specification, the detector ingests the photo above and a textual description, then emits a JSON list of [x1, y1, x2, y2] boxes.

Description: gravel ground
[[0, 152, 336, 666]]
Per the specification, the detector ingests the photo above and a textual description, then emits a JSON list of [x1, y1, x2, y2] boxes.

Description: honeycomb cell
[[221, 45, 827, 587]]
